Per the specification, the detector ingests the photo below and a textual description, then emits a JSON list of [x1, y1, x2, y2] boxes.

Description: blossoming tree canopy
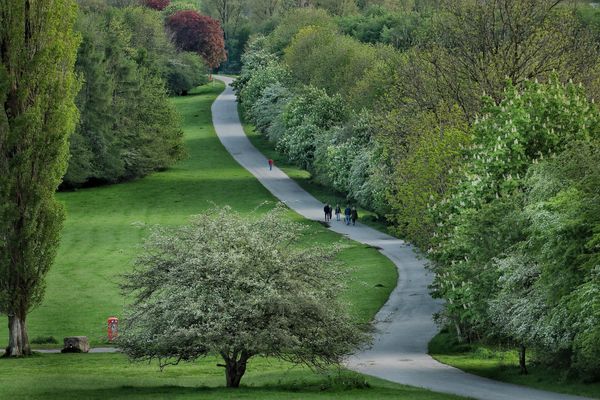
[[119, 205, 368, 388]]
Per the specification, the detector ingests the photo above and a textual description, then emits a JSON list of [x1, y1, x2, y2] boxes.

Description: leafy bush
[[267, 8, 336, 55], [387, 107, 469, 248], [277, 86, 347, 169], [166, 52, 208, 95], [285, 26, 378, 101], [238, 62, 291, 116], [250, 83, 292, 134]]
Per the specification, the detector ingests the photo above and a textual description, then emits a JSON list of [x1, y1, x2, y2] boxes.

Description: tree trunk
[[4, 315, 31, 357], [519, 344, 528, 375], [454, 321, 464, 343], [223, 353, 249, 388]]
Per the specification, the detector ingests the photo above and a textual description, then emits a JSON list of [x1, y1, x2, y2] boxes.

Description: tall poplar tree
[[0, 0, 80, 356]]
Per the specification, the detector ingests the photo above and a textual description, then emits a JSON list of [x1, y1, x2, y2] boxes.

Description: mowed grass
[[0, 354, 467, 400], [1, 81, 396, 345], [0, 82, 456, 399], [0, 79, 468, 400], [429, 331, 600, 399]]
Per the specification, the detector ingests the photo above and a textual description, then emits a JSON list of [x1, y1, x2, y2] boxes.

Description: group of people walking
[[324, 204, 358, 226], [266, 160, 359, 226]]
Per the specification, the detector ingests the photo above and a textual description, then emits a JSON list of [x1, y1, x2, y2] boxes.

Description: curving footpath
[[212, 76, 591, 400]]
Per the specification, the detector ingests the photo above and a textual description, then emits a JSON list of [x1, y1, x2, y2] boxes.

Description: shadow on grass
[[38, 380, 373, 400], [429, 330, 600, 399]]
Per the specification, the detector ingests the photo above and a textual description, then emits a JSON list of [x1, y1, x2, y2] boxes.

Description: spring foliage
[[235, 1, 600, 379], [64, 6, 188, 187], [119, 206, 368, 387], [429, 78, 600, 377], [0, 0, 80, 356]]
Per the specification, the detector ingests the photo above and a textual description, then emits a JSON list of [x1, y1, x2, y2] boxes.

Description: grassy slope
[[0, 83, 460, 399], [429, 331, 600, 399], [1, 81, 396, 346]]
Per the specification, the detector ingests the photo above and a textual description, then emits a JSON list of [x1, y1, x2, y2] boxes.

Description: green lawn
[[240, 109, 389, 233], [0, 82, 449, 399], [0, 353, 466, 400], [2, 81, 396, 346], [429, 330, 600, 399]]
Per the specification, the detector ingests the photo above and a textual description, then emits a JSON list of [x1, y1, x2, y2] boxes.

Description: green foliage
[[430, 78, 600, 378], [65, 12, 120, 186], [64, 5, 187, 187], [0, 0, 80, 356], [374, 0, 600, 248], [338, 5, 429, 50], [284, 26, 379, 100], [267, 7, 336, 55], [237, 59, 291, 117], [346, 45, 402, 110], [120, 206, 368, 387], [232, 35, 274, 94], [313, 0, 359, 16], [310, 111, 389, 216], [518, 142, 600, 379], [423, 0, 600, 120], [387, 107, 469, 248], [250, 83, 292, 135], [166, 52, 209, 95], [277, 86, 348, 169], [162, 1, 198, 17]]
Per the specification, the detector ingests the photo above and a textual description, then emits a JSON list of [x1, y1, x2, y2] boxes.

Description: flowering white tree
[[119, 205, 367, 387]]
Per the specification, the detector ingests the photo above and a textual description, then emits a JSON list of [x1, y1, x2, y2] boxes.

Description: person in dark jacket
[[324, 204, 331, 222], [344, 205, 351, 225], [351, 207, 358, 226], [335, 204, 341, 221]]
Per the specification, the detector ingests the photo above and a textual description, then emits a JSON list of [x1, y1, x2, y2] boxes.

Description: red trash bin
[[107, 317, 119, 342]]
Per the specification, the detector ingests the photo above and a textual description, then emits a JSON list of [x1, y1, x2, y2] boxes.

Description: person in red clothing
[[268, 159, 273, 170]]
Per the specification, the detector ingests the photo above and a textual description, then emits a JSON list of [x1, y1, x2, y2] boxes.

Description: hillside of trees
[[234, 0, 600, 381]]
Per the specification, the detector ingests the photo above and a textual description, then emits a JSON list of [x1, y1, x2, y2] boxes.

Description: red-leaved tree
[[166, 10, 227, 69], [144, 0, 170, 11]]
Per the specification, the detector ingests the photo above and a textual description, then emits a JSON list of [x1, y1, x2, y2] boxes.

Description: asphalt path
[[212, 76, 592, 400]]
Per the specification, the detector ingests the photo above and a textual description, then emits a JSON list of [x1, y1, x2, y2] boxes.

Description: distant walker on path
[[351, 207, 358, 226], [268, 159, 273, 170], [344, 205, 352, 225], [335, 204, 341, 221], [324, 204, 331, 222]]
